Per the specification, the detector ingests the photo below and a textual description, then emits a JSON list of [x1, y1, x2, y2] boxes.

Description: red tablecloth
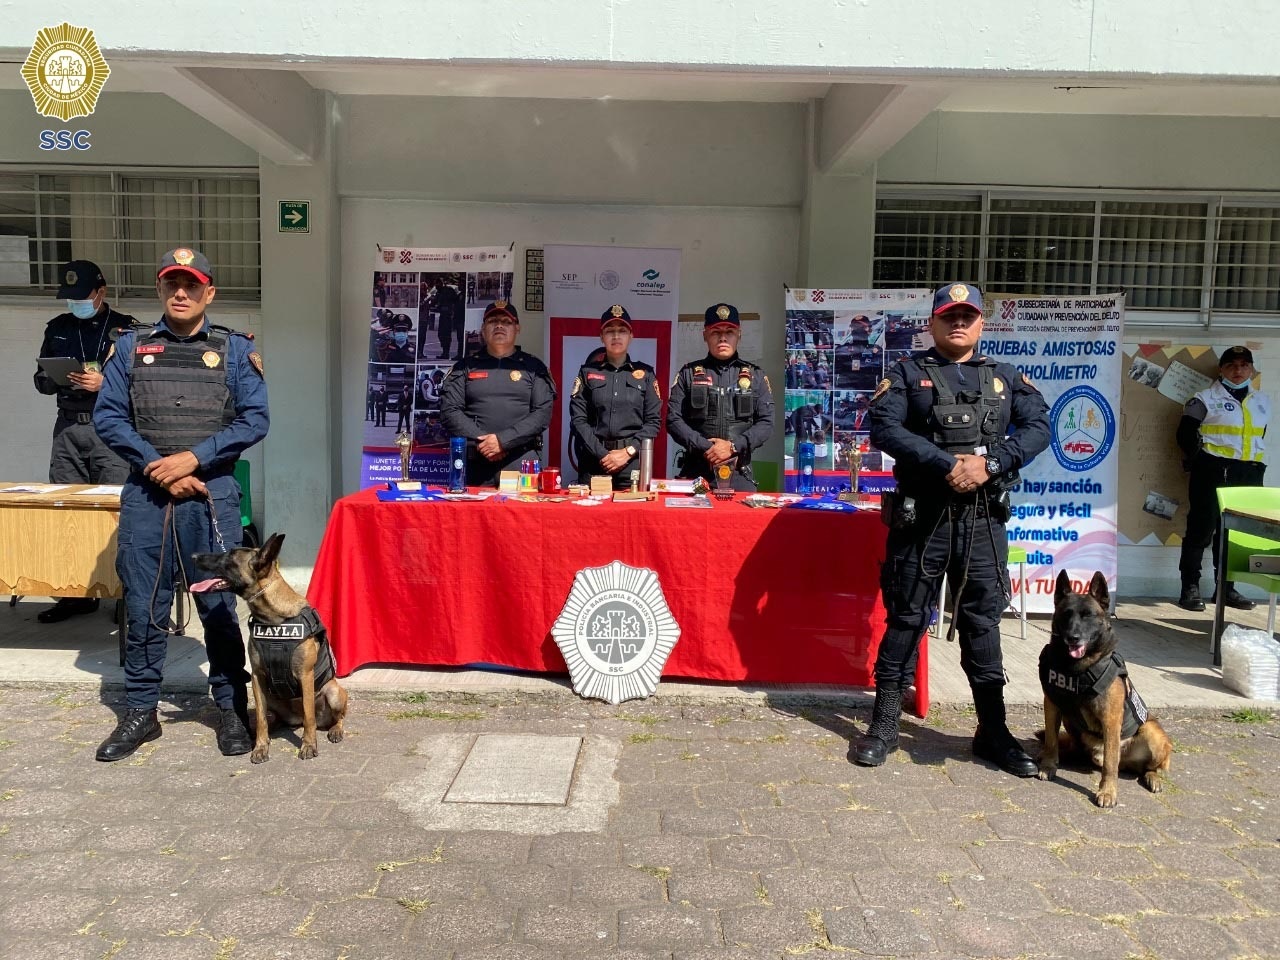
[[307, 489, 928, 716]]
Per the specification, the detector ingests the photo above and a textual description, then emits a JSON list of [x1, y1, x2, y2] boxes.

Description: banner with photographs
[[982, 295, 1124, 612], [782, 287, 933, 494], [360, 244, 514, 488], [1118, 341, 1263, 547]]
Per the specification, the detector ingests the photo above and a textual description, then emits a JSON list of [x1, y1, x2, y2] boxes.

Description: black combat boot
[[1178, 581, 1205, 612], [95, 708, 161, 762], [971, 685, 1036, 777], [852, 683, 902, 767], [1211, 583, 1256, 611]]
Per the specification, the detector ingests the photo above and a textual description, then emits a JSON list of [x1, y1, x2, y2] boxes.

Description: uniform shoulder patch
[[571, 375, 582, 397], [1021, 373, 1039, 392], [871, 378, 892, 403], [247, 351, 264, 377], [762, 374, 772, 396]]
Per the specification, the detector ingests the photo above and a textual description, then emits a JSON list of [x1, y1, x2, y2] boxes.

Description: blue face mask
[[393, 332, 409, 346], [1222, 376, 1252, 390], [67, 298, 98, 320]]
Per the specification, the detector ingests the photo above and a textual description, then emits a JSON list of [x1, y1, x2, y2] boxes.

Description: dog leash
[[147, 490, 229, 636]]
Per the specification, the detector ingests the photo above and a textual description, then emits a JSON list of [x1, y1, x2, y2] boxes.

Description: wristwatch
[[625, 444, 637, 457], [984, 455, 1002, 477]]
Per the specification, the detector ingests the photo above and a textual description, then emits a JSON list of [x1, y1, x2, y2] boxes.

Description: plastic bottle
[[797, 428, 816, 495], [448, 436, 466, 492]]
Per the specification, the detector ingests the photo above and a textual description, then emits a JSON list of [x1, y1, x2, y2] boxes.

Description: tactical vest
[[1194, 380, 1268, 463], [1038, 649, 1149, 740], [248, 607, 336, 700], [684, 363, 757, 452], [128, 326, 237, 456], [919, 356, 1004, 454]]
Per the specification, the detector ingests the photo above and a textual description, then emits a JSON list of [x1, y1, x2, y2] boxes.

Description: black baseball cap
[[1219, 345, 1255, 367], [600, 304, 632, 329], [56, 260, 106, 299], [704, 303, 741, 329], [157, 248, 213, 285], [483, 299, 519, 323]]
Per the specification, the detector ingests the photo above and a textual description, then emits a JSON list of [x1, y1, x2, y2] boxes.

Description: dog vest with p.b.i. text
[[1038, 648, 1148, 739], [248, 605, 336, 700]]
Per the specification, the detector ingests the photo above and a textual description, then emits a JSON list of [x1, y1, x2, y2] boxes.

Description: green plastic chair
[[232, 460, 260, 547], [1216, 486, 1280, 635], [931, 545, 1029, 641]]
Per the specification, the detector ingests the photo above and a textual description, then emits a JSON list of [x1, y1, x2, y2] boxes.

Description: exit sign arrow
[[277, 200, 311, 234]]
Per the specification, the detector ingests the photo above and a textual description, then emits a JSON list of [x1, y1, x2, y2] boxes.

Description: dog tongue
[[187, 578, 227, 594], [1068, 645, 1087, 659]]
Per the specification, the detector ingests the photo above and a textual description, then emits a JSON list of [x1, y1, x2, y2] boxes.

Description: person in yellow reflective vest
[[1177, 345, 1269, 611]]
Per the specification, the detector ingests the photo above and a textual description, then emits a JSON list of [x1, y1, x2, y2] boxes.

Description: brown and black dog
[[1037, 570, 1172, 807], [191, 533, 348, 763]]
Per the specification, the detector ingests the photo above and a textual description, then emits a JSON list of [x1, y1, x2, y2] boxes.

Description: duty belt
[[59, 410, 95, 425], [604, 439, 633, 451], [247, 606, 336, 700]]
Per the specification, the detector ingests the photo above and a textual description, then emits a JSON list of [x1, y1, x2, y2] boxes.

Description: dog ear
[[254, 533, 285, 574], [1055, 569, 1073, 601], [1087, 571, 1110, 610]]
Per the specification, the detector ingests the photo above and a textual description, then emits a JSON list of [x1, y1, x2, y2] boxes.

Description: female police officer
[[569, 305, 662, 489], [855, 282, 1050, 776]]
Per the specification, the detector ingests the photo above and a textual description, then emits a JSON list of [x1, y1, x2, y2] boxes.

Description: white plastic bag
[[1221, 624, 1280, 701]]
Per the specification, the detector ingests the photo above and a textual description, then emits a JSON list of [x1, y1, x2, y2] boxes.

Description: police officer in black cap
[[855, 282, 1050, 776], [569, 305, 662, 489], [667, 303, 775, 491], [33, 260, 141, 623], [440, 299, 556, 487], [377, 314, 417, 364]]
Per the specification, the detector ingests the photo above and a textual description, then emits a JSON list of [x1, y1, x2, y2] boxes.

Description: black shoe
[[216, 707, 253, 756], [972, 726, 1038, 777], [1178, 583, 1205, 612], [1212, 586, 1256, 611], [852, 684, 902, 767], [37, 597, 101, 623], [95, 708, 161, 762]]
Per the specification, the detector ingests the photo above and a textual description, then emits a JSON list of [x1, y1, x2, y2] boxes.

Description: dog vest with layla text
[[248, 606, 336, 700], [1038, 648, 1149, 739]]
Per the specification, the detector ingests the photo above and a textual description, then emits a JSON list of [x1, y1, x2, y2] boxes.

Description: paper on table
[[1, 483, 71, 494], [74, 485, 124, 496]]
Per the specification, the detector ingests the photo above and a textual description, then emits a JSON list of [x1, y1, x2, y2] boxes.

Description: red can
[[540, 467, 561, 494]]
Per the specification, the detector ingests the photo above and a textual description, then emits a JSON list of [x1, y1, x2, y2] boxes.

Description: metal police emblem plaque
[[509, 369, 522, 382], [65, 269, 77, 286], [21, 23, 110, 122], [715, 305, 731, 321], [202, 350, 220, 369], [632, 369, 645, 380], [551, 560, 681, 705], [949, 284, 969, 302], [610, 304, 625, 318], [173, 248, 195, 266]]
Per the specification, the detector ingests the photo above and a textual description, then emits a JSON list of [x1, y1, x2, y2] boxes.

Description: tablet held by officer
[[667, 303, 775, 492], [855, 282, 1050, 776], [569, 305, 662, 489], [440, 299, 557, 487]]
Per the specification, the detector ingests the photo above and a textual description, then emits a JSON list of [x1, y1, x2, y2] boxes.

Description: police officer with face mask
[[32, 260, 141, 623], [667, 303, 775, 491], [855, 282, 1050, 777]]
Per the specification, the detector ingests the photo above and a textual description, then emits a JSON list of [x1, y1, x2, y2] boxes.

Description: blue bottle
[[797, 430, 816, 495], [448, 436, 467, 492]]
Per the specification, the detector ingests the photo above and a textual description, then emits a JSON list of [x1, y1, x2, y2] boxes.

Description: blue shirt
[[94, 316, 269, 475]]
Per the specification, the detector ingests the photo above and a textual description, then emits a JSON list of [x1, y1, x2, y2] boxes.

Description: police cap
[[932, 282, 984, 316], [56, 260, 106, 299], [157, 248, 213, 285], [601, 304, 632, 329], [704, 303, 741, 329], [483, 299, 519, 323], [1219, 345, 1255, 368]]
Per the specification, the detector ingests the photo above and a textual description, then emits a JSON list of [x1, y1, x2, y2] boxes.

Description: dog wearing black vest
[[191, 533, 348, 763], [1037, 570, 1172, 807]]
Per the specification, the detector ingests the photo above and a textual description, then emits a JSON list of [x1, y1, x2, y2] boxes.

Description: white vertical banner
[[982, 294, 1124, 612], [544, 245, 682, 475]]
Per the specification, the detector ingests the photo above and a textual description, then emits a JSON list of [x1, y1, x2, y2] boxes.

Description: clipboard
[[38, 356, 87, 387]]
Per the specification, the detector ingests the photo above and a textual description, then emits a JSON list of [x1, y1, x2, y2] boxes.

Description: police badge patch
[[571, 376, 582, 397], [993, 376, 1004, 393], [872, 378, 892, 402], [247, 351, 264, 377], [510, 370, 522, 382], [632, 369, 645, 380]]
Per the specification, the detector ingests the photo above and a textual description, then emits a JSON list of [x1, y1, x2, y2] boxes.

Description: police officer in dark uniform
[[92, 248, 269, 762], [440, 299, 556, 487], [569, 305, 663, 489], [377, 314, 417, 364], [854, 282, 1050, 776], [32, 260, 142, 622], [667, 303, 775, 491]]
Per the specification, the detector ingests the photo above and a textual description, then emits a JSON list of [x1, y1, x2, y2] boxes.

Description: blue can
[[448, 436, 467, 492]]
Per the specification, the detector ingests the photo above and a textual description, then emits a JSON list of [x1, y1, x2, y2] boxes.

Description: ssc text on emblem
[[551, 561, 680, 705]]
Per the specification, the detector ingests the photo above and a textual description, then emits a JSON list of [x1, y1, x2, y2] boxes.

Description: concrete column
[[256, 94, 340, 575]]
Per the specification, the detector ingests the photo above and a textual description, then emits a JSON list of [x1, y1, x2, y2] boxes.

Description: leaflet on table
[[1, 484, 71, 494], [664, 497, 713, 508], [74, 485, 124, 496]]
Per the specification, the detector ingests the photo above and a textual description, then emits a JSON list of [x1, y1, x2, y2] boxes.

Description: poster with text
[[545, 244, 681, 477], [783, 287, 931, 494], [983, 295, 1124, 611], [361, 244, 514, 488]]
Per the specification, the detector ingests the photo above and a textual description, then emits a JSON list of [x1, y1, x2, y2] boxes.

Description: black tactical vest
[[128, 326, 237, 456], [685, 364, 757, 449], [919, 356, 1004, 454], [1038, 648, 1148, 740], [248, 607, 336, 700]]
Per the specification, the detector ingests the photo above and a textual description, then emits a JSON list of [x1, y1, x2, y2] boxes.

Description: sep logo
[[39, 129, 91, 151], [1050, 385, 1115, 473]]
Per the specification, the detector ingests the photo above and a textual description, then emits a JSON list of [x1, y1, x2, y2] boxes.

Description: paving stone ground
[[1, 683, 1278, 960]]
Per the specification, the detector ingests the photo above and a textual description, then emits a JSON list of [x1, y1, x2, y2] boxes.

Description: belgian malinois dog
[[1038, 570, 1172, 807], [190, 533, 348, 763]]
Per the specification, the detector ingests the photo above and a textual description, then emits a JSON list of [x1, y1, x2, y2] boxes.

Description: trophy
[[713, 460, 736, 500], [395, 431, 413, 482], [838, 439, 864, 503]]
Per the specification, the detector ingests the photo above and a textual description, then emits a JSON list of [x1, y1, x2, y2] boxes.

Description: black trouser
[[874, 503, 1008, 689], [396, 406, 412, 433], [676, 450, 758, 492], [1179, 453, 1266, 585], [50, 413, 129, 484]]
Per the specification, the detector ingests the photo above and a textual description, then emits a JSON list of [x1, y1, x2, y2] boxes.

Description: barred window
[[0, 170, 260, 299], [874, 189, 1278, 326]]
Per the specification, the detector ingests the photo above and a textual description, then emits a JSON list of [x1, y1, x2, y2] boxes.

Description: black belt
[[603, 439, 634, 451], [59, 411, 94, 425]]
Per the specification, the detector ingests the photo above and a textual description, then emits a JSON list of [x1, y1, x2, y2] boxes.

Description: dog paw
[[1036, 766, 1057, 781], [1140, 772, 1163, 793], [298, 743, 318, 760], [327, 728, 344, 743], [1094, 786, 1117, 808], [250, 748, 269, 764]]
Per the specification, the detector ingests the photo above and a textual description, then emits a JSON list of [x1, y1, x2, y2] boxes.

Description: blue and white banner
[[982, 294, 1124, 611]]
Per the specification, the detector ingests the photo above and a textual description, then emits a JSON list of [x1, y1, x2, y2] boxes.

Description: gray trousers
[[49, 414, 130, 484]]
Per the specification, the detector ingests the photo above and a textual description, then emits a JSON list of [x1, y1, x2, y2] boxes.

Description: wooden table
[[1212, 504, 1280, 666]]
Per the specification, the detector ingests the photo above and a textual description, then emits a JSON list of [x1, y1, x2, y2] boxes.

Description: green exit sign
[[278, 200, 310, 234]]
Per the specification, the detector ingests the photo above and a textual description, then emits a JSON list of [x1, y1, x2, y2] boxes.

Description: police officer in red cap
[[858, 282, 1050, 776], [667, 303, 775, 491], [33, 260, 142, 623], [1177, 345, 1269, 611], [569, 305, 663, 488], [440, 299, 556, 486]]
